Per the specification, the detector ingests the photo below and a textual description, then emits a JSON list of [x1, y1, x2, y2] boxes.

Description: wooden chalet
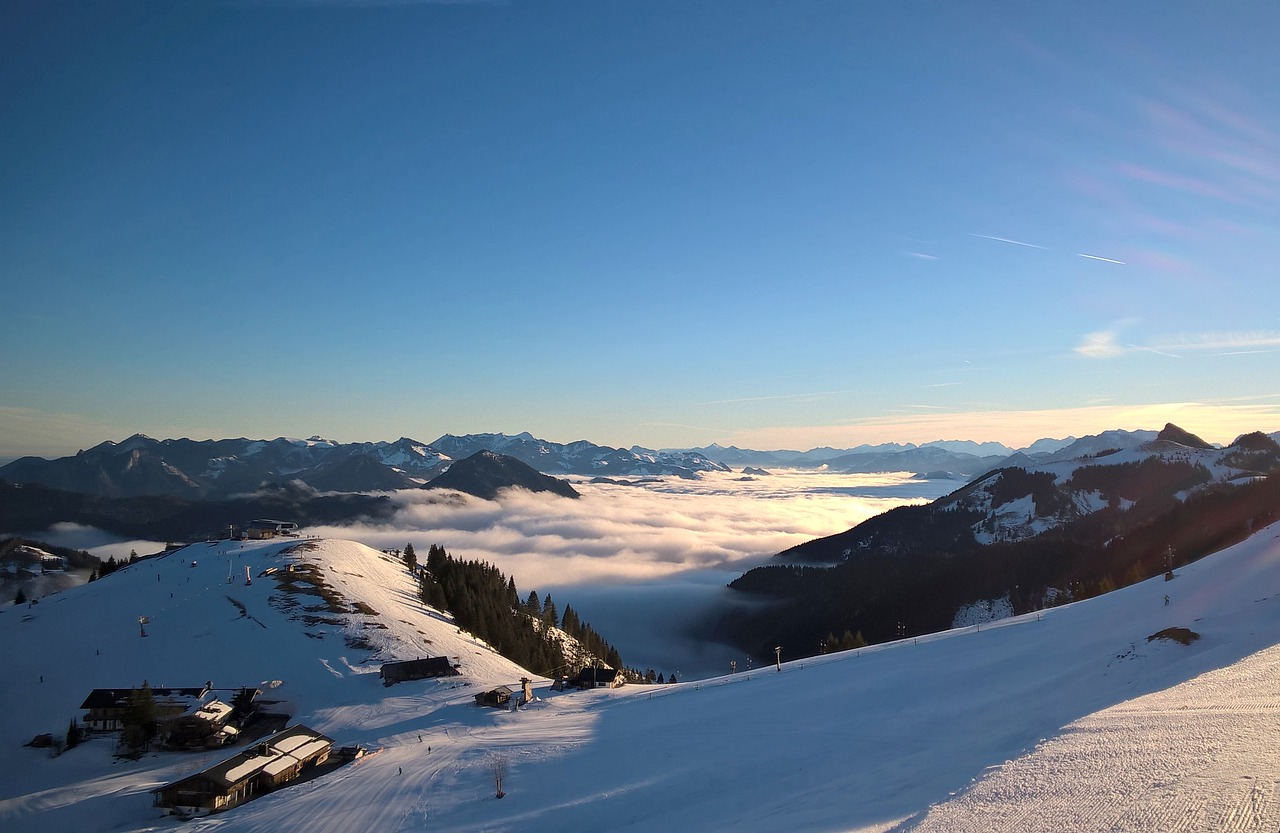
[[379, 656, 460, 686], [164, 699, 238, 748], [152, 724, 333, 816], [474, 686, 514, 708], [244, 519, 299, 539], [79, 686, 208, 733], [574, 667, 623, 690]]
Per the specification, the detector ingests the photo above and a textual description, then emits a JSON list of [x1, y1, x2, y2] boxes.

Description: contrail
[[970, 233, 1048, 250], [1078, 253, 1126, 264]]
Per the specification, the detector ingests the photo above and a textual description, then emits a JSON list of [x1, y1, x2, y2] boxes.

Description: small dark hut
[[379, 656, 460, 686]]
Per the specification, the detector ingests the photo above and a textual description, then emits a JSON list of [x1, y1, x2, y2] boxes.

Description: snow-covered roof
[[173, 724, 333, 789]]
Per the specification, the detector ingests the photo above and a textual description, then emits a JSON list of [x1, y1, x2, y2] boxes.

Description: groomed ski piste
[[4, 520, 1280, 832]]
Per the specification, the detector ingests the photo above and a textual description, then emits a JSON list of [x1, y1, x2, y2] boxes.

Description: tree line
[[412, 543, 624, 677]]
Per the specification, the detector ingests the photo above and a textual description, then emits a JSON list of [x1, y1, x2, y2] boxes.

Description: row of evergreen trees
[[413, 543, 623, 676], [89, 549, 138, 582]]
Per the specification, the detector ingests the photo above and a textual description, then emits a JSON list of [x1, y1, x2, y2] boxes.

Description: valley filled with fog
[[22, 470, 956, 679]]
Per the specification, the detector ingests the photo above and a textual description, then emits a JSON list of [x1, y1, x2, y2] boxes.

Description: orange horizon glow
[[725, 401, 1280, 451]]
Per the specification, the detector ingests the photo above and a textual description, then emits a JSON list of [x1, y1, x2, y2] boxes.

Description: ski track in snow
[[910, 645, 1280, 833]]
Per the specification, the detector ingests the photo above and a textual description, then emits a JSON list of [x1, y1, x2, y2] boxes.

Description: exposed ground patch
[[269, 547, 383, 653], [1147, 626, 1201, 645]]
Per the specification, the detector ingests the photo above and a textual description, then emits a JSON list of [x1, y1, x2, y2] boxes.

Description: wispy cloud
[[1148, 331, 1280, 354], [970, 233, 1048, 250], [1074, 329, 1128, 360], [1077, 253, 1126, 265], [1076, 328, 1280, 360], [1112, 161, 1244, 204]]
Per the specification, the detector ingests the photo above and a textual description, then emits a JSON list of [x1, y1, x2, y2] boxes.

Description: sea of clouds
[[310, 470, 955, 677], [22, 470, 954, 679]]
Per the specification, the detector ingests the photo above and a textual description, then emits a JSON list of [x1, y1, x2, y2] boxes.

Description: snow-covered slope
[[944, 427, 1279, 545], [0, 538, 535, 830], [6, 523, 1280, 832]]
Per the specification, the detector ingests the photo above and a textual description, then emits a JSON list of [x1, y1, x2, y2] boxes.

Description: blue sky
[[4, 1, 1280, 459]]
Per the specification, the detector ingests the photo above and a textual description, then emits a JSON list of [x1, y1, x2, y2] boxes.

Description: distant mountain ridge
[[4, 427, 1275, 502], [0, 432, 726, 500], [430, 433, 729, 480], [0, 435, 445, 499], [670, 437, 1081, 477]]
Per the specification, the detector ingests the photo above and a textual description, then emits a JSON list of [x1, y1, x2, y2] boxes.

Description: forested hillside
[[416, 544, 624, 677], [716, 432, 1280, 661]]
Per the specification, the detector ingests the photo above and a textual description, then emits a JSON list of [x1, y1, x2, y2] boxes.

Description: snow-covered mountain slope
[[2, 535, 532, 696], [7, 518, 1280, 832], [943, 425, 1279, 545]]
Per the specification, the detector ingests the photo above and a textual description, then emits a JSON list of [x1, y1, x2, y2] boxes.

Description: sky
[[4, 0, 1280, 460]]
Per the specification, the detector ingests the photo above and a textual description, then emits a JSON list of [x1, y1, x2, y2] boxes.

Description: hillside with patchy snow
[[717, 426, 1280, 659]]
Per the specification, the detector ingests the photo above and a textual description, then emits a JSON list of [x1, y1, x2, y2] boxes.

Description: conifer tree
[[121, 682, 159, 750], [426, 544, 447, 576], [403, 543, 417, 573], [559, 605, 576, 637]]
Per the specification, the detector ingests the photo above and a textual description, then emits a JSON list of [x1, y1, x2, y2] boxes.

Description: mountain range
[[0, 432, 726, 500], [0, 428, 1212, 502]]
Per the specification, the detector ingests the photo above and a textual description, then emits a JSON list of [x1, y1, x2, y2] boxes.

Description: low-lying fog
[[317, 469, 956, 678], [23, 470, 956, 679]]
